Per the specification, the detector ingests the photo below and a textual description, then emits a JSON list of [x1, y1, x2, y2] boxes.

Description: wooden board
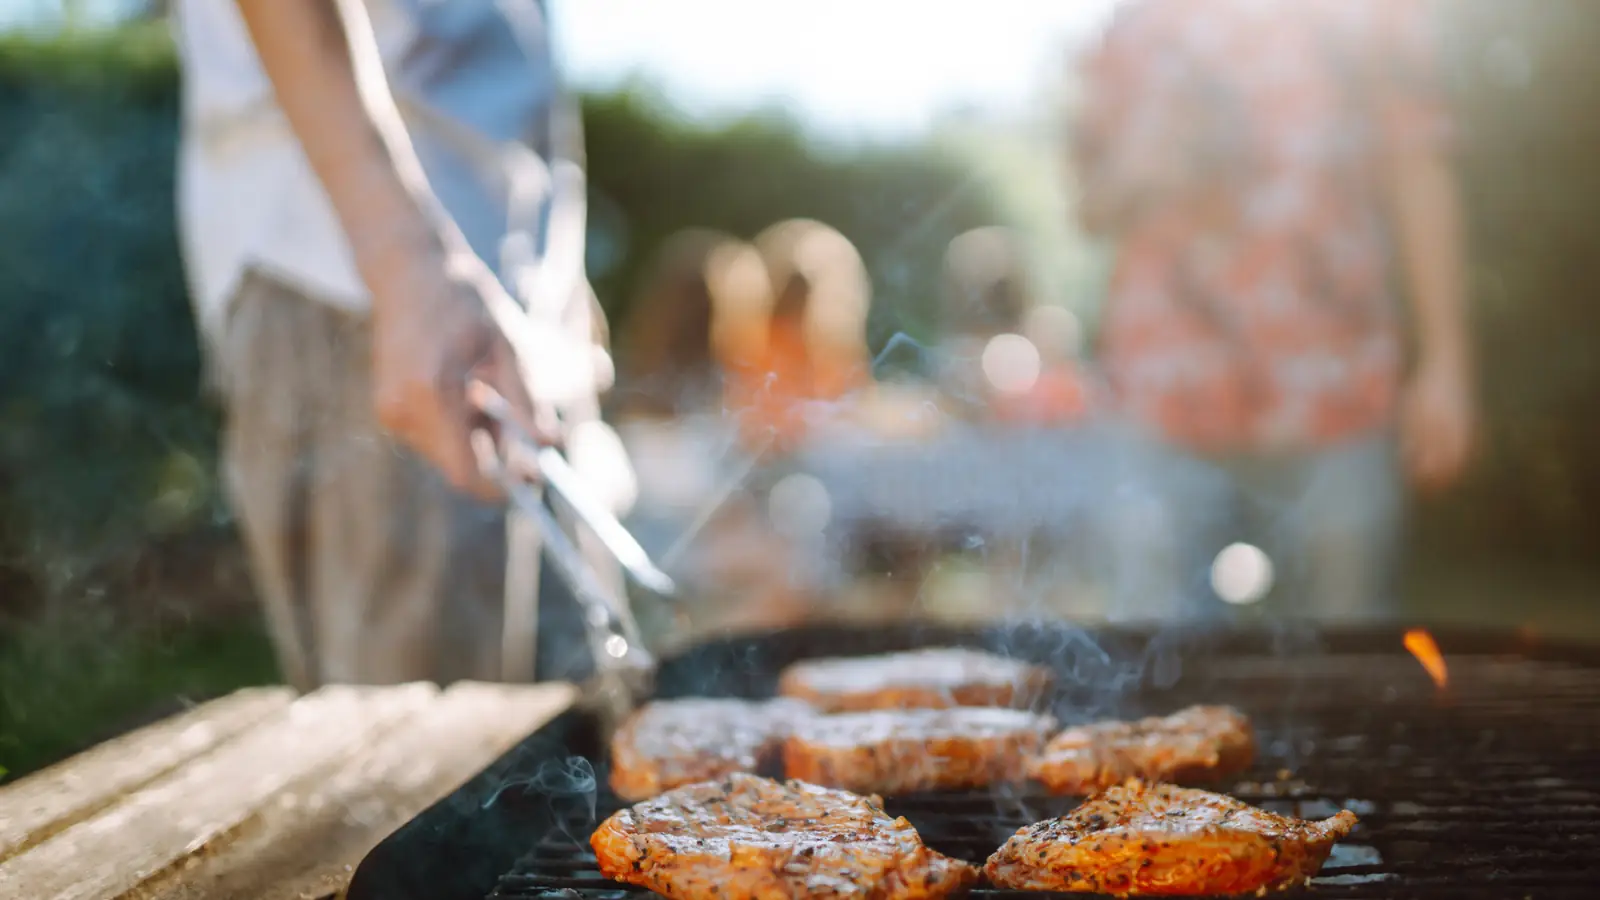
[[0, 684, 436, 900], [137, 681, 578, 900], [0, 682, 575, 900], [0, 687, 294, 864]]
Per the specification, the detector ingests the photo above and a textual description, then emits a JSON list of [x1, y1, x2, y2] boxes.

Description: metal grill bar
[[490, 772, 1600, 899], [370, 625, 1600, 900]]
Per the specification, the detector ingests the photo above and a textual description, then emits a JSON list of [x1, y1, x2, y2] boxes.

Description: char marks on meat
[[609, 698, 813, 801], [1027, 705, 1255, 795], [778, 647, 1053, 712], [985, 781, 1359, 897], [592, 773, 979, 900], [785, 707, 1057, 796]]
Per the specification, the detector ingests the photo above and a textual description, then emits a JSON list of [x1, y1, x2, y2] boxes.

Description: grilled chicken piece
[[985, 781, 1359, 896], [778, 647, 1053, 712], [785, 707, 1057, 796], [609, 698, 814, 801], [592, 773, 980, 900], [1027, 705, 1255, 795]]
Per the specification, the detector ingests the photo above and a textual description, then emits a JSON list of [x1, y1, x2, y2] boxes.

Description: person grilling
[[171, 0, 629, 689]]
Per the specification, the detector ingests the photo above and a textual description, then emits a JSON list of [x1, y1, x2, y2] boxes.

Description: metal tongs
[[470, 386, 675, 733]]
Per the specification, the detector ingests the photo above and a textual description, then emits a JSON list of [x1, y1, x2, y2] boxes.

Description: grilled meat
[[785, 707, 1057, 796], [609, 698, 813, 801], [1027, 705, 1255, 795], [984, 781, 1359, 896], [592, 773, 980, 900], [778, 647, 1053, 712]]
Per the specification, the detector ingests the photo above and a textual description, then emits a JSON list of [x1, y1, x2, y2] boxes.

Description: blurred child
[[722, 219, 874, 453]]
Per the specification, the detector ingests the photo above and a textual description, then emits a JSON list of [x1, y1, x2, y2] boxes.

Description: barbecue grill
[[345, 622, 1600, 900]]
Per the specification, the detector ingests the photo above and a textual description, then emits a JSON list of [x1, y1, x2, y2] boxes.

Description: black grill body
[[347, 623, 1600, 900]]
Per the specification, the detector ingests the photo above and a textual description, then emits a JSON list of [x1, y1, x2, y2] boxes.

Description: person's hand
[[1400, 357, 1478, 494], [368, 248, 539, 501]]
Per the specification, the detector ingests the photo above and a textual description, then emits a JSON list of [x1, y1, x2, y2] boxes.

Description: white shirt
[[171, 0, 590, 352]]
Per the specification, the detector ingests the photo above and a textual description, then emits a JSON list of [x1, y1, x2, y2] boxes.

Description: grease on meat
[[1027, 705, 1255, 795], [592, 773, 979, 900], [778, 647, 1053, 712], [985, 781, 1359, 896], [609, 698, 813, 801], [785, 707, 1057, 796]]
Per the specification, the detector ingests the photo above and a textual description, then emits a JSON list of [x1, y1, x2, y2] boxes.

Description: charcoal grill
[[346, 622, 1600, 900]]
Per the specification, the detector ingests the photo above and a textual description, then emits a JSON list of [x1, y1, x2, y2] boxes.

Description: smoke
[[482, 754, 598, 814], [480, 752, 602, 850], [869, 331, 938, 382]]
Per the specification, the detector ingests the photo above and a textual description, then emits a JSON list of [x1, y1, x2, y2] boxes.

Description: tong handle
[[470, 385, 678, 600], [470, 421, 653, 669], [533, 447, 677, 597]]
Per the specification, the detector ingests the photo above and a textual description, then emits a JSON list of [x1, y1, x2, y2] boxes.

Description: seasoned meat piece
[[785, 707, 1057, 795], [778, 647, 1053, 712], [592, 773, 979, 900], [985, 781, 1359, 896], [1027, 705, 1255, 795], [609, 698, 813, 801]]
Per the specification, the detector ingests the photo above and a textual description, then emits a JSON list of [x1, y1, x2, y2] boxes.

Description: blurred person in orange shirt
[[1076, 0, 1476, 620], [719, 219, 874, 454]]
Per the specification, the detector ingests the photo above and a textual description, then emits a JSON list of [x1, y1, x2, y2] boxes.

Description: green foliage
[[0, 20, 176, 97], [1423, 0, 1600, 559], [0, 613, 277, 781], [580, 88, 1002, 343], [0, 26, 206, 602]]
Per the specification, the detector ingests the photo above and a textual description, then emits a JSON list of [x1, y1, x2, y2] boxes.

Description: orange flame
[[1404, 629, 1449, 690]]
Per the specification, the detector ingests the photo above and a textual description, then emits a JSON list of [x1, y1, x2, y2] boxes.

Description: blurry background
[[1, 0, 1596, 779]]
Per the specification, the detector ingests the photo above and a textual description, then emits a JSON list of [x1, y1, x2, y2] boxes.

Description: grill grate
[[362, 624, 1600, 900], [492, 628, 1600, 899]]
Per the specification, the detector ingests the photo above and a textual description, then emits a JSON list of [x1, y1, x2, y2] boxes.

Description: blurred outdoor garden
[[2, 2, 1598, 781]]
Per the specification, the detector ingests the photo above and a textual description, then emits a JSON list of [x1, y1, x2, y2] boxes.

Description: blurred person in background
[[923, 228, 1103, 622], [171, 0, 628, 690], [1076, 0, 1476, 621], [612, 229, 756, 421], [720, 218, 875, 454], [939, 226, 1096, 428], [609, 230, 810, 634], [1016, 304, 1100, 427], [730, 219, 949, 623]]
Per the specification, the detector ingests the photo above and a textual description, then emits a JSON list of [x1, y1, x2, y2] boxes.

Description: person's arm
[[1389, 146, 1472, 379], [1378, 0, 1478, 492], [233, 0, 534, 498], [1387, 133, 1477, 492], [235, 0, 453, 296]]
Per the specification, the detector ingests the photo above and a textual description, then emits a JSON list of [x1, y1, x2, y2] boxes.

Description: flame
[[1403, 629, 1449, 690]]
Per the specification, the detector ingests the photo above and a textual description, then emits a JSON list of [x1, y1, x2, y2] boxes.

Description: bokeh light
[[981, 334, 1042, 396], [767, 472, 833, 538], [1211, 543, 1274, 606]]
